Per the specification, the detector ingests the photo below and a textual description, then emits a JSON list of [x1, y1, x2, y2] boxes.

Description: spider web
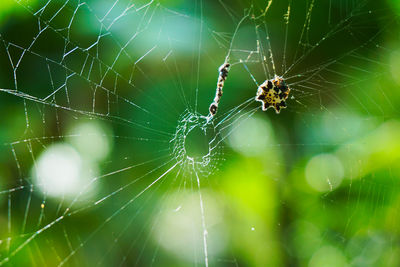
[[0, 0, 399, 266]]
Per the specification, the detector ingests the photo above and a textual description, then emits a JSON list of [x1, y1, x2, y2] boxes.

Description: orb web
[[0, 0, 399, 266], [171, 110, 224, 177]]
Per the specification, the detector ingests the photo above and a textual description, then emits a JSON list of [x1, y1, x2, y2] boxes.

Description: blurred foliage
[[1, 0, 400, 266]]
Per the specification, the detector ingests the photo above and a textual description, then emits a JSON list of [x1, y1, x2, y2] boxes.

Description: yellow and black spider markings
[[255, 76, 291, 114]]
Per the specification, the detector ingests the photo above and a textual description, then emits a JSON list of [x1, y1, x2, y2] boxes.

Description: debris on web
[[208, 62, 231, 119]]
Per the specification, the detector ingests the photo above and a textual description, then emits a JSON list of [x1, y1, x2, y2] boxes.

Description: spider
[[255, 75, 291, 113]]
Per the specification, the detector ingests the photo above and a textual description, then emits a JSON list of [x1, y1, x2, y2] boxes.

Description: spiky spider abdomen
[[255, 75, 291, 114]]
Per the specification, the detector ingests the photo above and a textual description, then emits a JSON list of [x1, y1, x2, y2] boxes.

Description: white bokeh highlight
[[305, 153, 344, 192], [67, 120, 112, 163], [228, 115, 274, 156], [33, 143, 96, 199], [153, 191, 226, 262]]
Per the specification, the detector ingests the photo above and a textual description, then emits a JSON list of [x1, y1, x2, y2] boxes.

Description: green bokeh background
[[0, 0, 400, 266]]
